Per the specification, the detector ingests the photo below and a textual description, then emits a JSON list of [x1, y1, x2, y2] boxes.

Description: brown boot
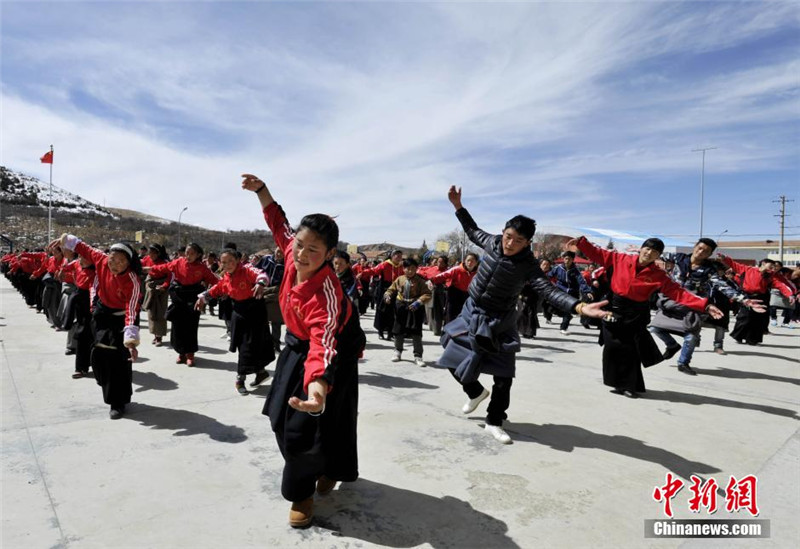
[[289, 497, 313, 528], [316, 476, 337, 496]]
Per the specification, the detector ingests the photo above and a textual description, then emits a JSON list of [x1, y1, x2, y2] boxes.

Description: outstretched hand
[[241, 173, 265, 192], [289, 379, 328, 414], [46, 236, 65, 253], [447, 185, 463, 210], [241, 173, 275, 208], [706, 304, 724, 320], [252, 284, 266, 299], [563, 238, 580, 253], [579, 300, 611, 319], [743, 298, 766, 313]]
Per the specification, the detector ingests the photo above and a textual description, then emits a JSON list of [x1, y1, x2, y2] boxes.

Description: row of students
[[5, 177, 797, 531]]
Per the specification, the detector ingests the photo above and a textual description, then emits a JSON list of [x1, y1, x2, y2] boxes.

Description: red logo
[[653, 473, 759, 518]]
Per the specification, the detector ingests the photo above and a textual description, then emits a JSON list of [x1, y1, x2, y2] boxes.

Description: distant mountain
[[0, 166, 273, 253], [1, 166, 114, 218], [105, 207, 173, 224]]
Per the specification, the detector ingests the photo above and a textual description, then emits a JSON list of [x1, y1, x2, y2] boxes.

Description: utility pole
[[692, 147, 717, 238], [773, 195, 793, 263]]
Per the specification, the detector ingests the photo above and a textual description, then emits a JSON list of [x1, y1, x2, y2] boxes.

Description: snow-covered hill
[[1, 166, 115, 218]]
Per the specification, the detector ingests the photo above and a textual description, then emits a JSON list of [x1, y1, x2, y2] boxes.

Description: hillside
[[0, 166, 274, 254]]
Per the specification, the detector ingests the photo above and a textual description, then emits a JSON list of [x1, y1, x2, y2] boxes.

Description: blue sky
[[2, 1, 799, 247]]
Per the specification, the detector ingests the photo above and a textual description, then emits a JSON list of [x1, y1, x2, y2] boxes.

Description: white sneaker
[[560, 330, 569, 335], [462, 388, 490, 414], [485, 424, 512, 444], [391, 351, 402, 362], [220, 332, 229, 339], [770, 320, 777, 327], [414, 357, 426, 367]]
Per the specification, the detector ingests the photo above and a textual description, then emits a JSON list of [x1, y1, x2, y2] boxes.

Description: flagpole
[[48, 144, 53, 243]]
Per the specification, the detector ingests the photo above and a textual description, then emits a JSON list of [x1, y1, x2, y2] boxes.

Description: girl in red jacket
[[241, 173, 366, 529], [50, 235, 142, 419], [195, 249, 274, 395], [141, 244, 170, 347], [59, 254, 96, 378], [428, 252, 479, 325], [358, 250, 403, 339], [145, 244, 218, 366]]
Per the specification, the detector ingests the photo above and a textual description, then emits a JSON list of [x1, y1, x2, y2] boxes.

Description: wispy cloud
[[2, 1, 798, 246]]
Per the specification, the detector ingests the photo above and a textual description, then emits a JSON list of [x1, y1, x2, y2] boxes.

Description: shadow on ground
[[132, 370, 179, 392], [183, 357, 238, 372], [125, 403, 248, 443], [725, 350, 799, 364], [360, 372, 439, 390], [197, 345, 228, 355], [645, 389, 799, 420], [504, 422, 721, 481], [314, 478, 518, 548], [693, 367, 800, 387]]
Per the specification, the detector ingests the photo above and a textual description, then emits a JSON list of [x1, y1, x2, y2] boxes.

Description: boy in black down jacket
[[435, 186, 608, 444]]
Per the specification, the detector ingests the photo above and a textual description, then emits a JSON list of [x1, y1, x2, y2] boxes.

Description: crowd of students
[[3, 178, 799, 528]]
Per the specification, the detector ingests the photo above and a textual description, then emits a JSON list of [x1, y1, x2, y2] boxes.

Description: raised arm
[[241, 174, 294, 255], [448, 186, 496, 251], [51, 234, 107, 268], [718, 254, 747, 276], [430, 265, 458, 285], [567, 237, 614, 269], [241, 173, 275, 209]]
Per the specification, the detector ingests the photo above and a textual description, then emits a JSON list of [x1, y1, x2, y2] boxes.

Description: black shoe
[[622, 390, 639, 399], [662, 345, 681, 360], [65, 348, 76, 355], [249, 370, 270, 387], [677, 363, 697, 376], [109, 407, 124, 420], [235, 380, 248, 395]]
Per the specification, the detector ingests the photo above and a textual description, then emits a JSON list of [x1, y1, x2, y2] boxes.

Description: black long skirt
[[21, 275, 38, 306], [444, 287, 469, 326], [730, 293, 770, 345], [372, 280, 395, 335], [393, 301, 426, 337], [166, 283, 204, 354], [600, 294, 662, 393], [230, 298, 275, 376], [91, 302, 133, 408], [71, 289, 94, 373], [41, 277, 61, 325], [263, 311, 365, 502], [426, 285, 446, 336]]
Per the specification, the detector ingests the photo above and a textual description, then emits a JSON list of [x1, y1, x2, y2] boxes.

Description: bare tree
[[437, 227, 482, 261]]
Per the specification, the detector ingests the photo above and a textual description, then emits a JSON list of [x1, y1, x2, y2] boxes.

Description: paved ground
[[2, 277, 798, 548]]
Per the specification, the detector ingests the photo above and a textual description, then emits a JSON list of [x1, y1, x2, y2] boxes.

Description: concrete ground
[[2, 277, 798, 549]]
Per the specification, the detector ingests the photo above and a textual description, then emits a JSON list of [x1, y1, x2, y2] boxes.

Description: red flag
[[40, 150, 53, 164]]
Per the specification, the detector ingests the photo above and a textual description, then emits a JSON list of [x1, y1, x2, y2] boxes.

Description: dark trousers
[[449, 369, 513, 426]]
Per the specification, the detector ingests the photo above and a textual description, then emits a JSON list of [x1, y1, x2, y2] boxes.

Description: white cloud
[[2, 1, 798, 246]]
